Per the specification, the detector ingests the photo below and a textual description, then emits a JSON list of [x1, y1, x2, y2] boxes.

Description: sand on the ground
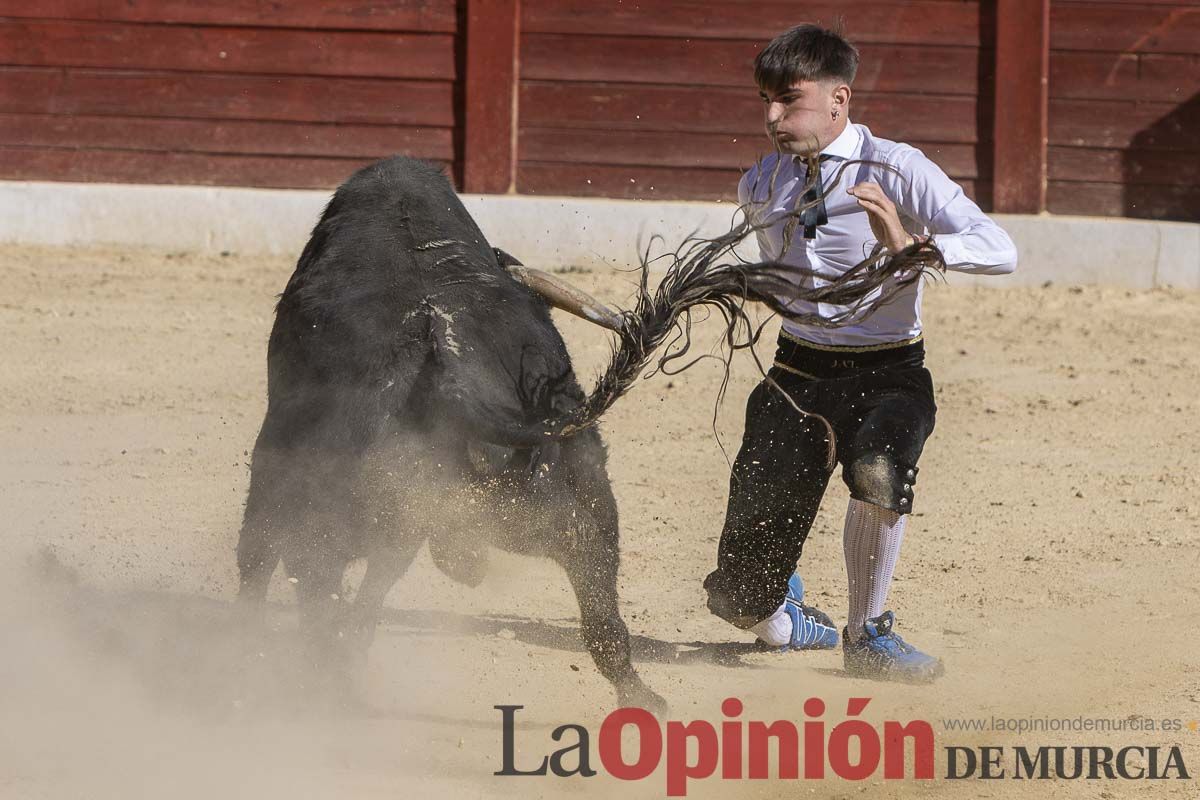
[[2, 243, 1199, 799]]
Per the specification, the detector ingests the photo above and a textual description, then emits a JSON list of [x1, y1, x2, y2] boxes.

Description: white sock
[[843, 498, 907, 642], [750, 603, 792, 646]]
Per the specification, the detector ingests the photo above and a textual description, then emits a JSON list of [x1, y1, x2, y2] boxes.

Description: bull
[[234, 155, 943, 713]]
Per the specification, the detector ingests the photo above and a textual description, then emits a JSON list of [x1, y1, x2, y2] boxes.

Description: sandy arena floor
[[2, 243, 1199, 799]]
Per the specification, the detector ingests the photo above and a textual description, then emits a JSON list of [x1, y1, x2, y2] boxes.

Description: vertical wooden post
[[463, 0, 520, 193], [992, 0, 1050, 213]]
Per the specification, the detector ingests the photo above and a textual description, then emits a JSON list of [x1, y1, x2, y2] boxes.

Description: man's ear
[[832, 83, 852, 115]]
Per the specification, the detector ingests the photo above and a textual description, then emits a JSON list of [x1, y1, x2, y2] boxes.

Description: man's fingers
[[849, 182, 893, 209], [854, 197, 890, 217], [849, 182, 909, 253], [848, 181, 883, 198]]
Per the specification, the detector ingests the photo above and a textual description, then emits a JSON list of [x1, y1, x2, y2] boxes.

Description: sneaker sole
[[844, 656, 946, 684], [754, 638, 840, 653]]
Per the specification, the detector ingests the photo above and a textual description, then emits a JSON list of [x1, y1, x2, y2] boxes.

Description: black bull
[[236, 157, 666, 711], [235, 155, 944, 713]]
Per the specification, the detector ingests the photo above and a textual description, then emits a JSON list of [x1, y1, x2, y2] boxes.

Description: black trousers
[[703, 332, 937, 627]]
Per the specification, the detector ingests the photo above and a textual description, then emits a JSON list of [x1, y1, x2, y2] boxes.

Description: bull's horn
[[507, 266, 625, 333]]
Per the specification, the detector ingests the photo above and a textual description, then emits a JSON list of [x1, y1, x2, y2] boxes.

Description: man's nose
[[766, 101, 786, 125]]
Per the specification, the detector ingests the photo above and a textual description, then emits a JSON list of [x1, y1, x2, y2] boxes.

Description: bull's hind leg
[[284, 538, 348, 643], [235, 446, 294, 607], [282, 532, 361, 708], [270, 450, 364, 673], [236, 508, 281, 605], [344, 532, 426, 657], [236, 520, 278, 604]]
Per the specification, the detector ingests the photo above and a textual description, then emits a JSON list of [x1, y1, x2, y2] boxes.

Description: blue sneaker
[[843, 611, 944, 683], [758, 573, 840, 651]]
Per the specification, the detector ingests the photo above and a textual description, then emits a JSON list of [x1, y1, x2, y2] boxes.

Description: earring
[[832, 109, 839, 120]]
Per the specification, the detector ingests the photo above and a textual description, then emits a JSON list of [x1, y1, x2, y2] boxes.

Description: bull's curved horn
[[507, 266, 625, 333]]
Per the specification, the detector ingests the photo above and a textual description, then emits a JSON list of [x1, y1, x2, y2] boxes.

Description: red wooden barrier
[[0, 68, 453, 126], [514, 0, 993, 204], [0, 19, 455, 79], [1046, 0, 1200, 220], [521, 0, 983, 44], [0, 113, 453, 161], [0, 0, 1195, 218], [0, 1, 459, 190], [463, 0, 520, 193], [0, 146, 394, 189], [0, 1, 458, 32], [993, 0, 1050, 214]]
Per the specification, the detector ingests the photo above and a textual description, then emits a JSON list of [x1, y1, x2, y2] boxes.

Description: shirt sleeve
[[739, 166, 780, 263], [884, 148, 1018, 275]]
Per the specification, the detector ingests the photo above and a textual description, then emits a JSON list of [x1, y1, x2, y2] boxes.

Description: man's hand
[[847, 182, 915, 254]]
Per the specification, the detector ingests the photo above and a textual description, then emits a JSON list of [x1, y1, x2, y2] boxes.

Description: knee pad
[[843, 454, 918, 513]]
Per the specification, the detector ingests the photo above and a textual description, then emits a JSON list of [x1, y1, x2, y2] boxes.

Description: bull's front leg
[[558, 522, 667, 717]]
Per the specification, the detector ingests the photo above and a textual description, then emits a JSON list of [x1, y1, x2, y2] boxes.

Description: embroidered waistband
[[779, 329, 924, 353], [773, 331, 925, 380]]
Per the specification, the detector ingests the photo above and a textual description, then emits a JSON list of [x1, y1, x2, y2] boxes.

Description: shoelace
[[874, 629, 920, 655]]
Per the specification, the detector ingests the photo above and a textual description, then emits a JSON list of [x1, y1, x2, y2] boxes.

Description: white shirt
[[738, 121, 1018, 347]]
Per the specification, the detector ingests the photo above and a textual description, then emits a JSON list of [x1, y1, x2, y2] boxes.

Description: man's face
[[759, 79, 847, 155]]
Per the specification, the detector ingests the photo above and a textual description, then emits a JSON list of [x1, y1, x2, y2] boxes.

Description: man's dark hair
[[754, 25, 859, 94]]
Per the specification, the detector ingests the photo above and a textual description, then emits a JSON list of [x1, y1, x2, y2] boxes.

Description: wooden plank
[[0, 19, 455, 80], [1046, 179, 1200, 220], [853, 95, 987, 145], [519, 81, 760, 133], [463, 0, 519, 193], [0, 113, 453, 160], [0, 0, 458, 33], [1049, 98, 1196, 150], [518, 162, 744, 200], [1048, 51, 1198, 103], [521, 0, 983, 46], [519, 128, 763, 170], [519, 82, 984, 142], [518, 161, 986, 204], [992, 0, 1049, 213], [521, 34, 983, 95], [0, 67, 454, 126], [1048, 145, 1200, 186], [1049, 2, 1200, 54], [1055, 0, 1200, 5], [0, 145, 452, 189], [519, 127, 981, 177], [1056, 0, 1200, 5]]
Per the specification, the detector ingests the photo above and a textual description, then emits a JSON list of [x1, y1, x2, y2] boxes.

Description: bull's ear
[[493, 247, 523, 267]]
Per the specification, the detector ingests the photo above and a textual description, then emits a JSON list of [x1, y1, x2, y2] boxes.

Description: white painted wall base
[[2, 180, 1197, 289]]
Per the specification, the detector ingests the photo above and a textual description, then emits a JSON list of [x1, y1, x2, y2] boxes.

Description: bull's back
[[262, 157, 578, 446]]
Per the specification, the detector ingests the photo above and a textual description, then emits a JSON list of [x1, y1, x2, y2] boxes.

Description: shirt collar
[[820, 121, 861, 161]]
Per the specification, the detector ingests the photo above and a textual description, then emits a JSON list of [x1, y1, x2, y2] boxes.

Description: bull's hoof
[[617, 682, 669, 718]]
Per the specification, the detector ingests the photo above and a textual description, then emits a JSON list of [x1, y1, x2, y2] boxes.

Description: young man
[[702, 25, 1017, 681]]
